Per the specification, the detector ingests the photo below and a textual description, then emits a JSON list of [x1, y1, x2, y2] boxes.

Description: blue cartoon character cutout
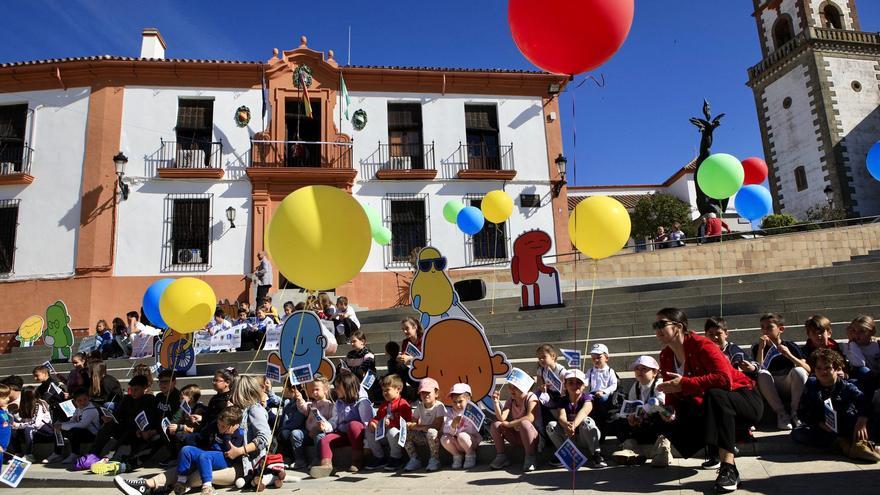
[[410, 247, 480, 330], [267, 310, 335, 382]]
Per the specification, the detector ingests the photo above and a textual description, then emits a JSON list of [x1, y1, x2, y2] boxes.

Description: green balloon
[[697, 153, 745, 200], [362, 203, 382, 235], [443, 200, 466, 224], [373, 226, 392, 246]]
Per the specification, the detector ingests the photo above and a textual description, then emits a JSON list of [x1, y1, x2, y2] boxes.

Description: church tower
[[748, 0, 880, 218]]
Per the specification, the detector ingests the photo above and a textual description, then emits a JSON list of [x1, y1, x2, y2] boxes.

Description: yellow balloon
[[267, 185, 371, 290], [481, 190, 514, 224], [568, 195, 631, 260], [159, 277, 216, 334]]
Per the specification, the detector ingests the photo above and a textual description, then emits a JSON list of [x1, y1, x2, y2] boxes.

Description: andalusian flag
[[340, 73, 350, 120], [300, 71, 313, 119]]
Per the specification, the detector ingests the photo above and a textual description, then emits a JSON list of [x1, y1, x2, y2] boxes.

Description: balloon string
[[719, 229, 724, 318], [582, 260, 598, 368], [490, 223, 500, 315], [571, 82, 578, 362]]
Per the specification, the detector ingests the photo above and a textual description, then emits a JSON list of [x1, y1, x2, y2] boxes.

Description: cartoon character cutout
[[267, 310, 335, 382], [44, 301, 73, 362], [410, 246, 480, 330], [16, 315, 44, 348], [410, 318, 510, 407], [158, 329, 196, 376], [511, 230, 563, 309]]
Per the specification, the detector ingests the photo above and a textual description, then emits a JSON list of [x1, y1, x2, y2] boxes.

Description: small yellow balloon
[[568, 196, 631, 260], [267, 185, 371, 291], [481, 190, 514, 224], [159, 277, 216, 334]]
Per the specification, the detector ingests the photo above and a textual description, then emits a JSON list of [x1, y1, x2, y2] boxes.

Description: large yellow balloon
[[267, 185, 371, 290], [568, 195, 631, 260], [481, 190, 514, 224], [159, 277, 216, 334]]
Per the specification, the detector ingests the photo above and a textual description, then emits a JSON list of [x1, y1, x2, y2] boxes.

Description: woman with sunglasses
[[653, 308, 762, 494]]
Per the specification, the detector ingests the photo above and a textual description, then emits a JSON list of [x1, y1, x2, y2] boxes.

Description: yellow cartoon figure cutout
[[410, 247, 480, 330]]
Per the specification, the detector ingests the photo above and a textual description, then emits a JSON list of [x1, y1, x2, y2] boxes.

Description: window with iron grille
[[0, 199, 20, 274], [464, 105, 500, 170], [384, 194, 430, 267], [0, 104, 28, 170], [795, 166, 808, 192], [164, 194, 212, 271], [469, 198, 508, 262], [176, 99, 214, 158], [387, 103, 424, 169]]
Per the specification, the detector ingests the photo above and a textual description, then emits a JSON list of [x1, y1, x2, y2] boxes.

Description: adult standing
[[705, 213, 730, 242], [653, 308, 762, 494], [252, 251, 273, 306]]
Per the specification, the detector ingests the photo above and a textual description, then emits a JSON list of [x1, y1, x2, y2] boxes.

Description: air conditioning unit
[[176, 149, 206, 168], [390, 156, 412, 169], [177, 248, 203, 264]]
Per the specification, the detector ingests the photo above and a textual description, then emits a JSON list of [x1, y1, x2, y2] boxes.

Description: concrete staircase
[[6, 254, 880, 484]]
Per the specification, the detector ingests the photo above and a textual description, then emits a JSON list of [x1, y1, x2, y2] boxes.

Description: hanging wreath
[[293, 65, 313, 88], [352, 109, 368, 131], [234, 105, 251, 127]]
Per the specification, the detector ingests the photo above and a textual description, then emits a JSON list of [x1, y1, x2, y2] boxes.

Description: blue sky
[[3, 0, 878, 186]]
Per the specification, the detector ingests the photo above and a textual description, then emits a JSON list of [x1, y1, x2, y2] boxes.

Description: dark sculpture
[[690, 100, 727, 215]]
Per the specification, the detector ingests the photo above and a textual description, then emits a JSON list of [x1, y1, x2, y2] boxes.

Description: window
[[176, 99, 214, 167], [468, 198, 508, 262], [284, 99, 322, 167], [385, 194, 429, 266], [464, 105, 500, 170], [852, 81, 862, 92], [783, 97, 793, 109], [387, 103, 424, 169], [823, 4, 843, 29], [164, 194, 212, 270], [795, 166, 808, 191], [0, 199, 19, 274], [0, 104, 28, 172], [772, 16, 794, 49]]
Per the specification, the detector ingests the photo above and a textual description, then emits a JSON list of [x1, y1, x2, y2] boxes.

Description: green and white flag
[[340, 73, 350, 120]]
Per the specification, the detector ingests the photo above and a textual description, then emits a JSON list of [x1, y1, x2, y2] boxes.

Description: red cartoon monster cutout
[[511, 230, 563, 309]]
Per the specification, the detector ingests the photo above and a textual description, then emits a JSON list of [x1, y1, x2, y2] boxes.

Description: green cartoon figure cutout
[[44, 301, 73, 362]]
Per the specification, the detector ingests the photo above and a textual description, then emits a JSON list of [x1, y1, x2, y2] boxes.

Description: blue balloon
[[734, 184, 773, 222], [457, 206, 485, 235], [867, 141, 880, 181], [143, 278, 174, 328]]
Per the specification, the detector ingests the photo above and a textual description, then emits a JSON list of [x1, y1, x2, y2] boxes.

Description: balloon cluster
[[697, 154, 772, 222], [362, 203, 392, 246], [143, 277, 216, 334], [443, 190, 514, 236]]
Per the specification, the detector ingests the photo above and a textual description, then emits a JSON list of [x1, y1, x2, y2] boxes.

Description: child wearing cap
[[586, 343, 618, 430], [403, 377, 445, 472], [611, 356, 670, 467], [489, 375, 542, 472], [546, 369, 606, 468], [440, 383, 481, 470]]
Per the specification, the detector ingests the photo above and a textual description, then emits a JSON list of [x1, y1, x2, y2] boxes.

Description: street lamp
[[552, 153, 568, 197], [823, 185, 834, 207], [113, 152, 129, 201], [226, 206, 237, 228]]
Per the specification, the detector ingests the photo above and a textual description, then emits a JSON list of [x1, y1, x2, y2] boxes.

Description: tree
[[805, 202, 846, 223], [630, 194, 695, 241], [760, 213, 798, 234]]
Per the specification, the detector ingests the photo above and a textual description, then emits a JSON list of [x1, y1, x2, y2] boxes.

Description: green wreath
[[352, 109, 367, 131], [234, 105, 251, 127], [293, 65, 313, 88]]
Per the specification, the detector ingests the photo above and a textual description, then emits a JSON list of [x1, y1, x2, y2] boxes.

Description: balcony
[[0, 139, 34, 185], [375, 142, 437, 180], [456, 142, 516, 180], [247, 140, 356, 191], [156, 140, 224, 179]]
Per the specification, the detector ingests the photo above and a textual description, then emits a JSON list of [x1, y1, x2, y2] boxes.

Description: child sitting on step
[[309, 370, 372, 478], [843, 315, 879, 397], [489, 374, 542, 472], [365, 374, 413, 471], [441, 383, 481, 470], [610, 356, 668, 467], [46, 388, 100, 464], [586, 343, 618, 429], [546, 369, 606, 468], [289, 376, 333, 469], [403, 377, 445, 472]]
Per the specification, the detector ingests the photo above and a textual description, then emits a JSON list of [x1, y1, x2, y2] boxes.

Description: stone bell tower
[[747, 0, 880, 218]]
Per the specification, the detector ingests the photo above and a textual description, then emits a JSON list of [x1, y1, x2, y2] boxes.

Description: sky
[[2, 0, 878, 187]]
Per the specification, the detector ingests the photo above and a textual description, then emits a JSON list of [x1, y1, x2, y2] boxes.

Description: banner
[[130, 333, 155, 359], [210, 324, 243, 352], [263, 324, 281, 351]]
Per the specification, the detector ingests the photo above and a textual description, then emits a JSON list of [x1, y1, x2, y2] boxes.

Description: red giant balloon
[[509, 0, 635, 75], [741, 157, 769, 185]]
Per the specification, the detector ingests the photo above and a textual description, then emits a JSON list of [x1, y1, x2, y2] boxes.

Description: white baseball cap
[[562, 369, 586, 384], [630, 355, 660, 371], [447, 383, 472, 397], [589, 343, 609, 356]]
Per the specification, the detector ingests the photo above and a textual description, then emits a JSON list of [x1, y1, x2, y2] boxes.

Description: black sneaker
[[114, 476, 150, 495], [714, 463, 739, 493], [701, 456, 721, 470], [384, 457, 403, 471], [591, 452, 608, 468], [364, 457, 387, 471]]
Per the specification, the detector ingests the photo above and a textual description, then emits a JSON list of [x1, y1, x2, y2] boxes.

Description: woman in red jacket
[[654, 308, 762, 494]]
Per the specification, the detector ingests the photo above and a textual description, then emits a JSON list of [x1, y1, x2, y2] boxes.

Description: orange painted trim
[[157, 168, 225, 179], [342, 68, 568, 97], [375, 169, 438, 180], [0, 174, 34, 185], [457, 169, 517, 180], [542, 97, 572, 260]]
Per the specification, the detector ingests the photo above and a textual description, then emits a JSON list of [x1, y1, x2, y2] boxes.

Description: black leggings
[[666, 387, 763, 458], [56, 428, 96, 455]]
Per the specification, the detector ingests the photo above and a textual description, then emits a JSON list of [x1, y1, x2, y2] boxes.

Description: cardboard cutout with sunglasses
[[410, 246, 481, 331]]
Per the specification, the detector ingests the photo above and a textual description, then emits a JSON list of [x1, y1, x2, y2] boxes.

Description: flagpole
[[347, 25, 352, 66], [338, 70, 343, 137]]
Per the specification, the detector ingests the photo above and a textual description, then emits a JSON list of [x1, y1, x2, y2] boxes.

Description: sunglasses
[[652, 320, 678, 330], [418, 257, 447, 272]]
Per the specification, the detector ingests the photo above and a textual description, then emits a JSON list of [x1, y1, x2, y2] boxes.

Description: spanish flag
[[300, 71, 313, 119]]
